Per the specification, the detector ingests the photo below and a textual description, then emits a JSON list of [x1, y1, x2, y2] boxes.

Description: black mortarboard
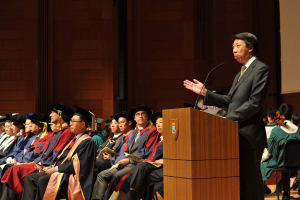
[[0, 116, 6, 124], [5, 114, 13, 122], [128, 105, 152, 121], [28, 113, 51, 124], [10, 114, 27, 124], [73, 105, 93, 124], [49, 103, 74, 119], [183, 102, 202, 110], [150, 111, 163, 126], [114, 111, 130, 122]]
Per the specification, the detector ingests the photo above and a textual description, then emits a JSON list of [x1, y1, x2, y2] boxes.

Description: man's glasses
[[70, 120, 83, 123], [135, 113, 147, 117]]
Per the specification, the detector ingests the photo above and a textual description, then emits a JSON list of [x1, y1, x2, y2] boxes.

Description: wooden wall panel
[[127, 0, 279, 114], [127, 0, 196, 112], [52, 0, 118, 123], [0, 0, 282, 123], [0, 0, 38, 116]]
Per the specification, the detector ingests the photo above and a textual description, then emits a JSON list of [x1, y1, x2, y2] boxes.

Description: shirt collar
[[244, 56, 256, 71], [75, 132, 85, 141], [113, 132, 123, 138]]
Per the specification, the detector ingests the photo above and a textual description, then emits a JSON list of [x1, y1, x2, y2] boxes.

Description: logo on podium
[[171, 119, 179, 140]]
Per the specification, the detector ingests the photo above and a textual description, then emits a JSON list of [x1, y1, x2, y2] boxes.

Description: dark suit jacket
[[204, 59, 270, 149]]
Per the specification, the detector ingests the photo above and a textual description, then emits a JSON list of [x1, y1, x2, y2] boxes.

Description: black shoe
[[290, 196, 300, 199], [265, 185, 271, 194], [282, 196, 289, 200], [125, 190, 139, 200], [291, 179, 299, 190]]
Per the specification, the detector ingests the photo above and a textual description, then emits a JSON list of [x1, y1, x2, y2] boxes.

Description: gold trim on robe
[[43, 135, 90, 200]]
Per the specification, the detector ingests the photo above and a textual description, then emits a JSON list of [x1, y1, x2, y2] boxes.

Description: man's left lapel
[[229, 59, 258, 97]]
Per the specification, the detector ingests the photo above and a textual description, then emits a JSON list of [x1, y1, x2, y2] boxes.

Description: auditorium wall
[[0, 0, 282, 121]]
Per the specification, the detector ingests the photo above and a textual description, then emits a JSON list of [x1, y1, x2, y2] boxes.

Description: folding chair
[[266, 139, 300, 200]]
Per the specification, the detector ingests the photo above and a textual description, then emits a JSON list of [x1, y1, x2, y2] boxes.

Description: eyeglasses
[[135, 112, 147, 117], [70, 120, 83, 123]]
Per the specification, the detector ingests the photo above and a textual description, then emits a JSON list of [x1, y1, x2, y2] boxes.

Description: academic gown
[[1, 126, 74, 196], [16, 133, 50, 163], [0, 133, 35, 163], [94, 133, 123, 177], [117, 141, 163, 194], [90, 131, 106, 147], [91, 125, 160, 200], [261, 126, 300, 181], [0, 134, 16, 158], [22, 134, 97, 200]]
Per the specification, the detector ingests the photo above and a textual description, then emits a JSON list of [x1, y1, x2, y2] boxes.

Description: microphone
[[193, 62, 225, 109]]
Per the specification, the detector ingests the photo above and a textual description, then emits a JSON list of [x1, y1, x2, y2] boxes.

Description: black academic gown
[[21, 135, 97, 200]]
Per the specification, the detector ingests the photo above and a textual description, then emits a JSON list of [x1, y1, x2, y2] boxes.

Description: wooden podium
[[163, 108, 240, 199]]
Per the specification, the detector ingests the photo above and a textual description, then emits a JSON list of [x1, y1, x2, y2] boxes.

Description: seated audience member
[[22, 105, 97, 200], [261, 104, 300, 188], [215, 109, 227, 117], [289, 112, 300, 198], [1, 103, 74, 198], [263, 113, 268, 126], [120, 111, 163, 200], [94, 112, 132, 180], [265, 107, 278, 137], [102, 119, 112, 139], [14, 113, 51, 164], [0, 114, 34, 163], [0, 115, 21, 158], [261, 107, 278, 162], [292, 112, 300, 127], [0, 113, 50, 198], [91, 105, 160, 200], [88, 116, 106, 147], [0, 116, 6, 139], [0, 115, 34, 163]]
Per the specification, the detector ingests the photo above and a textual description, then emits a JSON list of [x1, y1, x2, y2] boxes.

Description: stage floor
[[156, 185, 299, 200], [265, 185, 298, 200]]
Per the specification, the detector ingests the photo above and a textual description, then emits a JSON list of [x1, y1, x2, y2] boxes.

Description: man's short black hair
[[75, 113, 89, 128], [278, 103, 293, 120], [267, 107, 277, 119], [292, 113, 300, 127], [233, 32, 258, 55]]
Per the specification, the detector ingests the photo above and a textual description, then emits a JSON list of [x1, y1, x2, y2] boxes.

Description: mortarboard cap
[[128, 105, 152, 121], [10, 114, 27, 124], [73, 105, 93, 124], [150, 111, 163, 127], [49, 103, 74, 119]]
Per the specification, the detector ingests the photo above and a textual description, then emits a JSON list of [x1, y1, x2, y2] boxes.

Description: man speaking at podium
[[184, 32, 270, 200]]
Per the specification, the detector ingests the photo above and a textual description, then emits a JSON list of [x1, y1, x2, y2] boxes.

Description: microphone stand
[[193, 62, 225, 109]]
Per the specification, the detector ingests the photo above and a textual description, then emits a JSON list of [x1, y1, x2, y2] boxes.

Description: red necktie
[[69, 137, 77, 149]]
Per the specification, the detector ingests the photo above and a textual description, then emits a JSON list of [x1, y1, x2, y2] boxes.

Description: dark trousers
[[0, 184, 19, 200], [21, 172, 51, 200], [92, 163, 135, 200], [131, 162, 158, 190], [239, 148, 264, 200], [146, 168, 163, 199], [126, 163, 163, 200]]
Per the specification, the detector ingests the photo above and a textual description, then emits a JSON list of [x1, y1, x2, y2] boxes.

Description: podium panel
[[163, 107, 239, 199]]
